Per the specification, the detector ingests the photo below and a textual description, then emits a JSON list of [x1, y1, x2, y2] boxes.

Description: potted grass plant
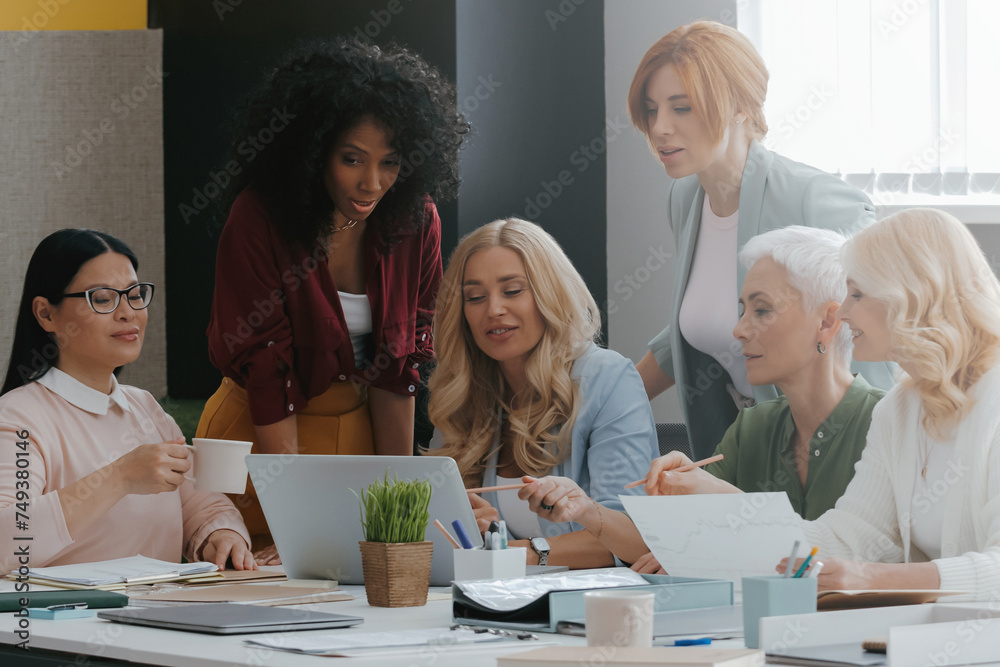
[[356, 472, 434, 607]]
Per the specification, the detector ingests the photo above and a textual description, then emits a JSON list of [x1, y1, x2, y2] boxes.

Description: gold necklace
[[920, 435, 933, 479], [331, 218, 360, 233]]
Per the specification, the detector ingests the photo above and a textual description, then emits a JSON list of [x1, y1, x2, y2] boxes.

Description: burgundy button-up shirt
[[206, 189, 442, 426]]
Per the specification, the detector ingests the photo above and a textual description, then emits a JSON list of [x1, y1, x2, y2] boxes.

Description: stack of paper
[[13, 555, 222, 590]]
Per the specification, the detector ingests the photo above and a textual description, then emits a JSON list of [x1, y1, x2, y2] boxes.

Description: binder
[[452, 573, 733, 633], [0, 589, 128, 612]]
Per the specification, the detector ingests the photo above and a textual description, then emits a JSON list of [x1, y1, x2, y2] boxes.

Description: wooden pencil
[[623, 454, 725, 489]]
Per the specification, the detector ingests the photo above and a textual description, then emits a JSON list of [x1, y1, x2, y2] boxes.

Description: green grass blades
[[356, 471, 432, 543]]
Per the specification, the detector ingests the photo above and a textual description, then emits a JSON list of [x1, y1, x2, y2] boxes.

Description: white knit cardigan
[[803, 365, 1000, 601]]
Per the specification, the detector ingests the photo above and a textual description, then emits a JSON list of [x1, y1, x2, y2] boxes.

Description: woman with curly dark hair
[[196, 37, 469, 559]]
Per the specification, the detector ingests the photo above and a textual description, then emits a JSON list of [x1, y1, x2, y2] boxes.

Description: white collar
[[36, 367, 132, 415]]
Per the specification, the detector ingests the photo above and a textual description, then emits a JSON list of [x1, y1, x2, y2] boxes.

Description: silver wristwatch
[[529, 537, 550, 566]]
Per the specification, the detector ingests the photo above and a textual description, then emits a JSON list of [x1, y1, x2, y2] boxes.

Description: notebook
[[97, 603, 363, 635], [247, 454, 483, 585]]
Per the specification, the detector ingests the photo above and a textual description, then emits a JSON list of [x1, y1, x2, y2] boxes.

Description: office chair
[[655, 422, 692, 459]]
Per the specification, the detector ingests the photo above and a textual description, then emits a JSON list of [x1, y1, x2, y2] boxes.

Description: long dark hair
[[219, 36, 469, 248], [1, 229, 139, 396]]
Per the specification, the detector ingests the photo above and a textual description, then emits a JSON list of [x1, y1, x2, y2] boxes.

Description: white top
[[802, 365, 1000, 601], [677, 197, 752, 398], [910, 438, 958, 560], [338, 291, 372, 369], [495, 475, 542, 539]]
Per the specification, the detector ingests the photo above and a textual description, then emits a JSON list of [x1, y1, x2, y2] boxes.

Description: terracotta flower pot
[[358, 541, 434, 607]]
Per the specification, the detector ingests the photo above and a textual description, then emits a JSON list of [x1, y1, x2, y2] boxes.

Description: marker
[[784, 540, 800, 578], [674, 637, 712, 646], [451, 519, 475, 549], [499, 520, 508, 549], [807, 561, 824, 578], [485, 522, 500, 551], [793, 547, 819, 578], [491, 532, 502, 551]]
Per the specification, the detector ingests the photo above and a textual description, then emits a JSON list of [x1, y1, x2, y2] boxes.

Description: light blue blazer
[[469, 344, 659, 542], [648, 142, 896, 458]]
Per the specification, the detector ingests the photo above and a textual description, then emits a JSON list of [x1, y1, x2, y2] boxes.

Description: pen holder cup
[[742, 575, 817, 649], [453, 547, 526, 581]]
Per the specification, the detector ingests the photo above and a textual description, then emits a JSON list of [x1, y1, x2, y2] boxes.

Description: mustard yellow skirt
[[195, 377, 375, 547]]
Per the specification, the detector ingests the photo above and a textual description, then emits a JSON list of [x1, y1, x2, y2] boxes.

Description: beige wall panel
[[0, 30, 166, 396]]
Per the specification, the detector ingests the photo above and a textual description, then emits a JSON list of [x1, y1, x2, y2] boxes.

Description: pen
[[624, 454, 725, 489], [46, 603, 88, 611], [674, 637, 712, 646], [434, 519, 462, 550], [499, 520, 508, 549], [451, 519, 475, 549], [784, 540, 800, 578], [807, 561, 824, 578], [793, 547, 819, 578]]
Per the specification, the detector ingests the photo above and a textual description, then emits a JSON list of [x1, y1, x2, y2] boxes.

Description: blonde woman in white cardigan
[[779, 208, 1000, 601]]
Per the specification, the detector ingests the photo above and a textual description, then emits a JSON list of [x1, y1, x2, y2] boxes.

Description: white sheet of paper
[[620, 492, 808, 588]]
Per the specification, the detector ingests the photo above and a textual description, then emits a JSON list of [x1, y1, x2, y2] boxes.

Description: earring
[[817, 342, 827, 354]]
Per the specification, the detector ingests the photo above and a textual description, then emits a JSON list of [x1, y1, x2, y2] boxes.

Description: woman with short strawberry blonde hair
[[628, 20, 894, 459]]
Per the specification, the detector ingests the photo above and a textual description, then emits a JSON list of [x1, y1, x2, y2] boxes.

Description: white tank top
[[338, 291, 372, 369], [678, 197, 753, 398], [495, 474, 543, 539]]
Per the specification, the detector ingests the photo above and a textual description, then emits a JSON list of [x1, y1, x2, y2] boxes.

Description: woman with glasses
[[0, 229, 255, 572], [198, 38, 468, 561]]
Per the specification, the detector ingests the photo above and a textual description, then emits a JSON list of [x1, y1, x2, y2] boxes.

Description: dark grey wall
[[455, 0, 608, 337], [149, 0, 458, 398], [150, 0, 610, 396]]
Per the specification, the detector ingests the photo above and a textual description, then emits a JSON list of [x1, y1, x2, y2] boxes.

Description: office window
[[739, 0, 1000, 205]]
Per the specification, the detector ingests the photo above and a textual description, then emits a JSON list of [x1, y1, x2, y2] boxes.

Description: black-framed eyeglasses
[[62, 283, 155, 314]]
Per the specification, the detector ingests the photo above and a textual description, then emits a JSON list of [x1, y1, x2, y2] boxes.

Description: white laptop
[[247, 454, 483, 586]]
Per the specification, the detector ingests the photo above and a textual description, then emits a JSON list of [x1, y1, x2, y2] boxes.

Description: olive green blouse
[[704, 374, 885, 520]]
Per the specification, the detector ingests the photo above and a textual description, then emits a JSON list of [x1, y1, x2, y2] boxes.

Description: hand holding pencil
[[629, 453, 728, 496]]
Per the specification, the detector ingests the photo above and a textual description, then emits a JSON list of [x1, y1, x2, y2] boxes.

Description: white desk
[[0, 584, 581, 666], [6, 582, 1000, 667]]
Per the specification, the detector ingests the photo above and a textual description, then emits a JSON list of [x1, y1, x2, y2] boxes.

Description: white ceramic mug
[[183, 438, 253, 493], [583, 589, 655, 648]]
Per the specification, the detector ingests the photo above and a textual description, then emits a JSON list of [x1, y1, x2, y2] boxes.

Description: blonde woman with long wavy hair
[[428, 219, 659, 569], [778, 208, 1000, 600]]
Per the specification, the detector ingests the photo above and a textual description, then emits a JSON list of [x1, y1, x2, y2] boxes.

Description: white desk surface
[[0, 580, 582, 667], [5, 577, 1000, 667]]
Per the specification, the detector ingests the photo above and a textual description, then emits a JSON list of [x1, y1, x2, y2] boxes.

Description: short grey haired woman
[[519, 226, 886, 568]]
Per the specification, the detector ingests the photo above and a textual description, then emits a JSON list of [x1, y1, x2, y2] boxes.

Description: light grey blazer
[[649, 141, 896, 458]]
